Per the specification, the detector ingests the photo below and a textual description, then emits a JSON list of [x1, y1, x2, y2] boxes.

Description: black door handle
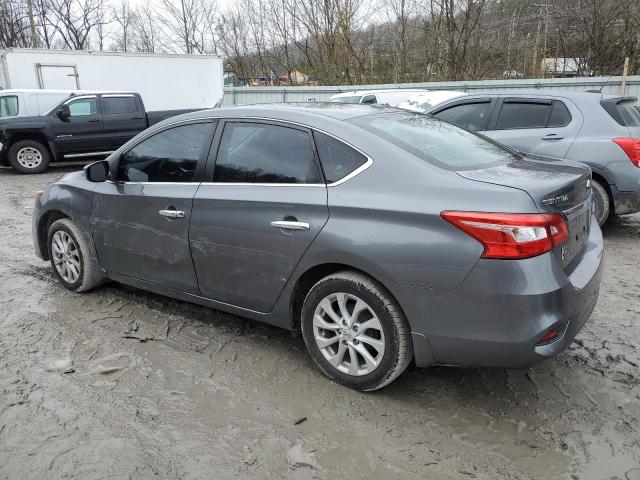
[[131, 116, 144, 120], [88, 119, 100, 123]]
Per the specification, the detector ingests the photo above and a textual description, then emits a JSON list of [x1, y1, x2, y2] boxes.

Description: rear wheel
[[8, 140, 50, 174], [301, 271, 413, 391], [591, 179, 610, 226]]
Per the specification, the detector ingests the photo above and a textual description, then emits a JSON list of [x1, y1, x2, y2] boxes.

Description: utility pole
[[26, 0, 39, 48]]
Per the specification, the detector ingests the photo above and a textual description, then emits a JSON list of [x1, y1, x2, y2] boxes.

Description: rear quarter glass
[[349, 112, 518, 170]]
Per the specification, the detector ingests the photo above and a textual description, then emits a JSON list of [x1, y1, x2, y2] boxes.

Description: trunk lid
[[457, 156, 592, 269]]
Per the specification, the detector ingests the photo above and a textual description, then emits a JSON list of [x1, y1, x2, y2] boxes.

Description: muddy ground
[[0, 163, 639, 480]]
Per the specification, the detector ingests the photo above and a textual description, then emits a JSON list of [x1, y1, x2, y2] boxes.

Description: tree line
[[1, 0, 639, 85]]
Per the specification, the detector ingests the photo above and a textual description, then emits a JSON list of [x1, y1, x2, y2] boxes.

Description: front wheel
[[47, 219, 101, 292], [8, 140, 51, 174], [301, 271, 413, 391]]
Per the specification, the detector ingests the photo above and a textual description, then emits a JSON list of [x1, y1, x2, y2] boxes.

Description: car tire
[[301, 271, 413, 391], [47, 219, 101, 293], [591, 179, 610, 226], [8, 140, 51, 174]]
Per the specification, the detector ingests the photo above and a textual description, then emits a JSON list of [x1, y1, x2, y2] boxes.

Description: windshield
[[349, 112, 519, 170], [618, 99, 640, 126], [330, 96, 362, 104], [0, 96, 18, 117]]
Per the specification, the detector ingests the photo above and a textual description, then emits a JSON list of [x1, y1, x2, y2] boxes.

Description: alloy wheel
[[313, 292, 385, 376], [51, 230, 81, 284]]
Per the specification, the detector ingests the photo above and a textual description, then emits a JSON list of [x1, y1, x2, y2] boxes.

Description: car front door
[[190, 120, 329, 313], [483, 97, 583, 158], [100, 94, 148, 151], [90, 120, 217, 294], [50, 95, 105, 155]]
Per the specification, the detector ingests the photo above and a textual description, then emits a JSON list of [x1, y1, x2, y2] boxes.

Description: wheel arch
[[590, 171, 614, 215], [37, 210, 70, 260], [7, 131, 55, 161]]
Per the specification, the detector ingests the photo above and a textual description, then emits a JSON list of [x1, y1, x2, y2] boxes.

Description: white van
[[0, 89, 85, 118], [329, 89, 431, 107], [397, 91, 467, 113]]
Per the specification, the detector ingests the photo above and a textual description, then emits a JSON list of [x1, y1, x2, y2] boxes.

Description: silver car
[[424, 91, 640, 225], [32, 104, 604, 390]]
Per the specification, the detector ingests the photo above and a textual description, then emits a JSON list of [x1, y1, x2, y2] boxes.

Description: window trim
[[201, 117, 373, 188], [110, 118, 218, 184], [0, 95, 19, 117]]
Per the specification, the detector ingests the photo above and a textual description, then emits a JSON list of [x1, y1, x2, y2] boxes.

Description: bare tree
[[112, 0, 135, 52], [47, 0, 109, 49], [158, 0, 218, 54]]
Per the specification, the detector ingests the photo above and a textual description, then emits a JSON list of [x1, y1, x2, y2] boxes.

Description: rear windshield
[[331, 96, 362, 104], [0, 96, 18, 117], [601, 98, 640, 126], [348, 112, 518, 170]]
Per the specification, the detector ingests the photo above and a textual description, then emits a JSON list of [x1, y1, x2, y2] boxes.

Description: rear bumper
[[611, 185, 640, 215], [396, 217, 604, 368]]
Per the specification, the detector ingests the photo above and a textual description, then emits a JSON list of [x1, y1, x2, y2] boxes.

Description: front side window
[[495, 101, 551, 129], [214, 122, 322, 184], [0, 96, 18, 117], [361, 95, 377, 104], [103, 96, 138, 115], [349, 112, 517, 170], [434, 102, 491, 131], [68, 98, 97, 117], [313, 131, 367, 183], [117, 122, 215, 182]]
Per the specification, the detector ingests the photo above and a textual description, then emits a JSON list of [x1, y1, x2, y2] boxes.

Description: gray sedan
[[32, 104, 604, 390]]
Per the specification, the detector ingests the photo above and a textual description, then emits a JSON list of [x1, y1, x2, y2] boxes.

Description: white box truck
[[0, 49, 224, 110]]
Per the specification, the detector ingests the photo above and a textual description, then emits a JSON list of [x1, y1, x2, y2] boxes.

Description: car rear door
[[483, 97, 582, 158], [190, 119, 329, 313], [99, 94, 148, 151], [90, 120, 217, 294]]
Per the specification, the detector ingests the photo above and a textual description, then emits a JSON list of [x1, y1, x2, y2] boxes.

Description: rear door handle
[[131, 116, 144, 120], [541, 133, 564, 140], [88, 119, 100, 123], [159, 209, 185, 218], [270, 220, 310, 231]]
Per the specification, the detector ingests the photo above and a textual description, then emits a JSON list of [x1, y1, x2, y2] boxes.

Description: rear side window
[[214, 122, 322, 184], [103, 96, 138, 115], [361, 95, 377, 104], [117, 122, 215, 182], [313, 132, 367, 183], [349, 112, 517, 170], [496, 101, 551, 129], [547, 101, 572, 127], [602, 99, 640, 126], [331, 96, 362, 104], [0, 96, 18, 117], [434, 102, 491, 131]]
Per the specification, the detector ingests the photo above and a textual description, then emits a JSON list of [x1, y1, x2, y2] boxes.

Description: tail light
[[441, 211, 569, 259], [612, 137, 640, 167]]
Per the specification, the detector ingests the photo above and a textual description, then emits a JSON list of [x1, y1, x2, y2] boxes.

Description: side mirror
[[56, 105, 70, 120], [84, 160, 109, 182]]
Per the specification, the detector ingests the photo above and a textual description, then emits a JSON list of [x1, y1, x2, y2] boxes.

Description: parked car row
[[33, 103, 603, 390], [330, 89, 640, 225], [0, 90, 201, 173]]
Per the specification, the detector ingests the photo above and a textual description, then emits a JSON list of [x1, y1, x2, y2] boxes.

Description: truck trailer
[[0, 49, 224, 111]]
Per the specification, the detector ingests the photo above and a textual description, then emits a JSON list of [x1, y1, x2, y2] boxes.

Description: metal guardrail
[[222, 76, 640, 106]]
